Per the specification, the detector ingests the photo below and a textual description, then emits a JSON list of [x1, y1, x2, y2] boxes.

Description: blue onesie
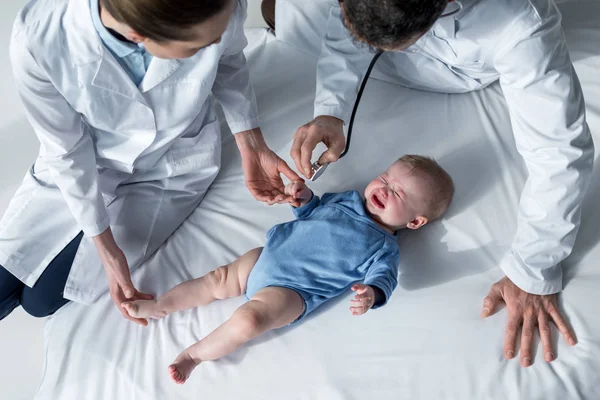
[[245, 190, 400, 323]]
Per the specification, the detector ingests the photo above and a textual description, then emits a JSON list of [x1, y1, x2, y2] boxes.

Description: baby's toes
[[168, 365, 183, 384]]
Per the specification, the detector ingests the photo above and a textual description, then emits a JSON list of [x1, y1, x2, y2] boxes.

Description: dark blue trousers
[[0, 232, 83, 320]]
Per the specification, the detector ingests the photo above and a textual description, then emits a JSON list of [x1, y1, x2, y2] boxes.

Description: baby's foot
[[121, 300, 166, 319], [168, 352, 200, 384]]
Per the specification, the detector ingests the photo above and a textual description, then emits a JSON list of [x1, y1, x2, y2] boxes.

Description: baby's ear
[[407, 216, 428, 230]]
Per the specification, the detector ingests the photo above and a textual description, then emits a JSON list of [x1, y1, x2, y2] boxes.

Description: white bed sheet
[[1, 2, 599, 399]]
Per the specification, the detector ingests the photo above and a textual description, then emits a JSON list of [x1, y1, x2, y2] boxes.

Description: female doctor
[[0, 0, 300, 325]]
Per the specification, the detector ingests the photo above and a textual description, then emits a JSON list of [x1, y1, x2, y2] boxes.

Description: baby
[[123, 154, 454, 384]]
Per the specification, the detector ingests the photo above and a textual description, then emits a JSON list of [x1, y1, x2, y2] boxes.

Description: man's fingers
[[520, 310, 535, 367], [317, 143, 344, 166], [547, 300, 577, 346], [300, 133, 322, 178], [290, 128, 306, 175], [481, 287, 502, 318], [504, 313, 521, 359], [538, 311, 554, 362]]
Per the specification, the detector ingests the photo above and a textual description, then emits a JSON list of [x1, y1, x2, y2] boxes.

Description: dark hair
[[340, 0, 448, 49], [100, 0, 231, 42]]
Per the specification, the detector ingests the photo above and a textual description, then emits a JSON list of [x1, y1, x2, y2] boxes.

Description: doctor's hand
[[481, 276, 577, 367], [291, 115, 345, 179], [235, 128, 303, 206], [93, 228, 154, 326]]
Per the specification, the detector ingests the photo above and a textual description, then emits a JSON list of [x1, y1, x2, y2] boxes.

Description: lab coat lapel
[[65, 0, 148, 104], [90, 54, 148, 103], [434, 16, 457, 39], [429, 16, 458, 59], [139, 58, 182, 93]]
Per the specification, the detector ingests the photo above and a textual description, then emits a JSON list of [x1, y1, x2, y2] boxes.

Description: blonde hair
[[100, 0, 230, 42], [398, 154, 454, 220]]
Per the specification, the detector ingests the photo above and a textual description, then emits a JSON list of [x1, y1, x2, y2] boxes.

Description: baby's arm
[[285, 181, 322, 219], [350, 244, 400, 315]]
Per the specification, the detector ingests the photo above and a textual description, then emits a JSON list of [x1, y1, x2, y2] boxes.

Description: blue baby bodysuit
[[245, 190, 400, 321]]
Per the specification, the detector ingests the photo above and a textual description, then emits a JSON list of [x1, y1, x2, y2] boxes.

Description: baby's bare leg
[[168, 286, 304, 384], [122, 247, 263, 319]]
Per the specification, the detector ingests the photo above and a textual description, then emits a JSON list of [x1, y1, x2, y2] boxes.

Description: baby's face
[[363, 161, 432, 231]]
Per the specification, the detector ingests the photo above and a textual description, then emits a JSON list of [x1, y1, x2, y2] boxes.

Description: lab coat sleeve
[[10, 28, 110, 237], [493, 9, 594, 295], [212, 0, 260, 134], [363, 242, 400, 309], [314, 4, 374, 124]]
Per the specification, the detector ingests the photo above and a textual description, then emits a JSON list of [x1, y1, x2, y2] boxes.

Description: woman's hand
[[93, 228, 154, 326], [235, 128, 303, 206]]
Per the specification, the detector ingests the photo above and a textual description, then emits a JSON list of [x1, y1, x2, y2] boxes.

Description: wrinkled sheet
[[0, 3, 598, 398]]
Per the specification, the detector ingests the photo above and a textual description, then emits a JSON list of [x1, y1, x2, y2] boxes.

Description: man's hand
[[481, 276, 577, 367], [291, 115, 345, 179], [236, 128, 302, 206], [349, 284, 376, 315], [284, 180, 312, 207], [93, 228, 154, 326]]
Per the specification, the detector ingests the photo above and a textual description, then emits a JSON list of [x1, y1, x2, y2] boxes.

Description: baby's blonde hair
[[398, 155, 454, 221]]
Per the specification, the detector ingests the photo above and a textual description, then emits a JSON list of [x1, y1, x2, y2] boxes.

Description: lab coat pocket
[[167, 120, 221, 176]]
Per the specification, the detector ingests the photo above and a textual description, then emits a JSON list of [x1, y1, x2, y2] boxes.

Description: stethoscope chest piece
[[310, 161, 329, 182]]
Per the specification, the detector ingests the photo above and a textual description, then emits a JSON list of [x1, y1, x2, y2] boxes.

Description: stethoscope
[[310, 0, 463, 181]]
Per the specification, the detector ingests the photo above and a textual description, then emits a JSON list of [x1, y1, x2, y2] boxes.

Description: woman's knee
[[20, 289, 69, 318]]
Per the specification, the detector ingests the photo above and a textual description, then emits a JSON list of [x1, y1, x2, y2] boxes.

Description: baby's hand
[[284, 180, 312, 205], [349, 284, 375, 316]]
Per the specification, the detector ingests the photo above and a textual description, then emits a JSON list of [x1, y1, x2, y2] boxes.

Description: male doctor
[[283, 0, 594, 367]]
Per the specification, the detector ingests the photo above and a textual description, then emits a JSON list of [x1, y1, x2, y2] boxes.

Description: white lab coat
[[0, 0, 259, 304], [315, 0, 594, 295]]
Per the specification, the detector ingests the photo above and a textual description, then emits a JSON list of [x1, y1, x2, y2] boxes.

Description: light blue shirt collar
[[90, 0, 138, 58]]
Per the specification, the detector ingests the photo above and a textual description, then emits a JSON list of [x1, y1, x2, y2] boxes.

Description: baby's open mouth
[[371, 193, 385, 209]]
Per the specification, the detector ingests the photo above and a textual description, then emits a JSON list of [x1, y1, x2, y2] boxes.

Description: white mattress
[[1, 2, 600, 399]]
